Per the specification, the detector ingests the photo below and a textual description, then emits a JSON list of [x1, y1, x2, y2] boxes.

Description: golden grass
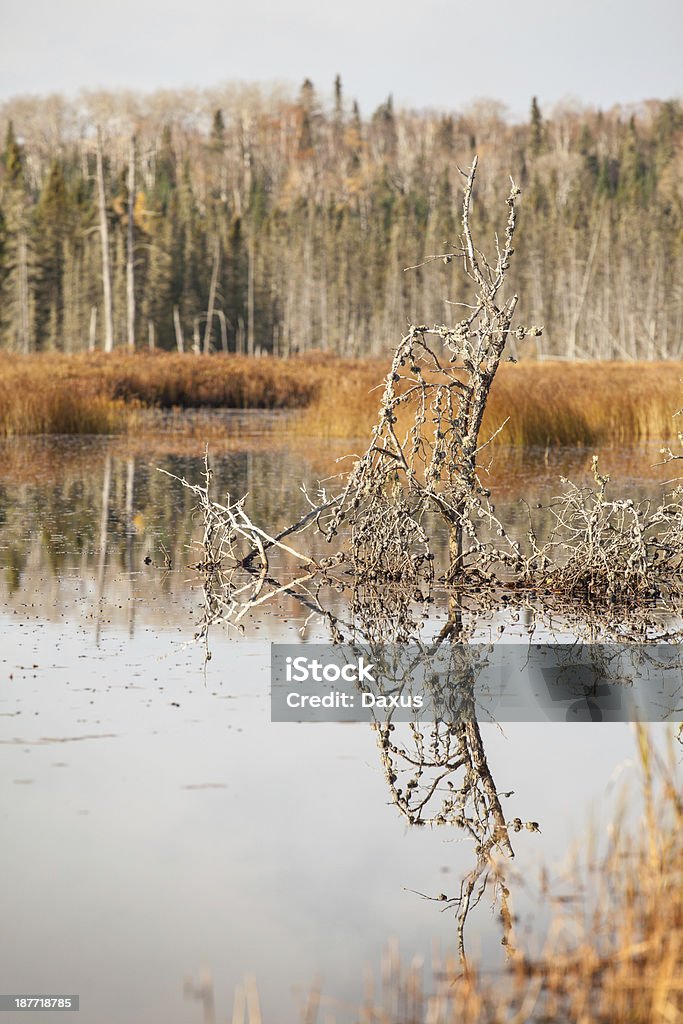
[[0, 350, 327, 437], [297, 359, 683, 446], [0, 351, 680, 445]]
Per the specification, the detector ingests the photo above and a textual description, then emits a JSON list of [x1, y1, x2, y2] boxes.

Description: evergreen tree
[[34, 160, 70, 349], [372, 95, 397, 157], [2, 121, 24, 187], [154, 125, 176, 213], [210, 108, 226, 150], [530, 96, 543, 155], [618, 117, 648, 205], [142, 202, 175, 347], [297, 79, 316, 157], [333, 74, 343, 121]]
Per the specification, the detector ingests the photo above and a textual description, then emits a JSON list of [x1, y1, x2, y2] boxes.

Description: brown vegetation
[[297, 358, 683, 446], [0, 367, 131, 435], [0, 351, 680, 444], [416, 727, 683, 1024], [205, 728, 683, 1024], [0, 350, 323, 436]]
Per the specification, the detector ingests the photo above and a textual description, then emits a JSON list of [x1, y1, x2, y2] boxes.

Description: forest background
[[1, 79, 681, 362]]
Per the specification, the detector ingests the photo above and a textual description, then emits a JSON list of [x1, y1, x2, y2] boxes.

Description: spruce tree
[[34, 160, 70, 349], [298, 79, 316, 156], [530, 96, 543, 155]]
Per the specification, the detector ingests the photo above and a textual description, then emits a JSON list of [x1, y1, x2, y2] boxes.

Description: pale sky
[[2, 0, 682, 118]]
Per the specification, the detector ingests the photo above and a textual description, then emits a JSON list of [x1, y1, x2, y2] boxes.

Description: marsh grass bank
[[0, 351, 680, 445], [0, 351, 325, 436], [297, 358, 683, 446]]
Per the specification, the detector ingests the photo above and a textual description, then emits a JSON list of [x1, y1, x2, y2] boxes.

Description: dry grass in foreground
[[208, 727, 682, 1024], [0, 351, 680, 445]]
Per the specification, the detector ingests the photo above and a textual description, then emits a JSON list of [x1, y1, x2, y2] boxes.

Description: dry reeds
[[298, 360, 683, 446], [498, 726, 683, 1024], [383, 727, 683, 1024], [0, 377, 131, 436], [0, 351, 329, 437], [0, 351, 680, 445]]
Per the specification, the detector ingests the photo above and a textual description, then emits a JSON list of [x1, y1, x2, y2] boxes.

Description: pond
[[0, 424, 679, 1023]]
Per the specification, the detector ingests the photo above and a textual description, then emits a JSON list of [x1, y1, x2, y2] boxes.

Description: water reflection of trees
[[3, 440, 680, 962], [0, 441, 672, 622], [370, 674, 519, 958], [182, 497, 532, 961], [181, 472, 682, 965], [0, 445, 360, 626]]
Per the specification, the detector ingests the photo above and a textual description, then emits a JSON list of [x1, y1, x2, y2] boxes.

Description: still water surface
[[0, 426, 676, 1023]]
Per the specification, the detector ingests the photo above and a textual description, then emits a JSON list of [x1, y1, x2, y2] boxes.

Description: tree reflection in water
[[168, 432, 682, 965]]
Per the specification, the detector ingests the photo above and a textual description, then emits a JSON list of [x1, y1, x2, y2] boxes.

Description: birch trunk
[[247, 231, 255, 357], [203, 236, 220, 354], [173, 305, 184, 352], [89, 306, 97, 351]]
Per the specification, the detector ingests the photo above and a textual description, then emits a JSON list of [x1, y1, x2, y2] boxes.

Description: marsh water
[[0, 421, 678, 1023]]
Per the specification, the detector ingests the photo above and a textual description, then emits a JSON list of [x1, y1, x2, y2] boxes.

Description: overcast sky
[[2, 0, 681, 118]]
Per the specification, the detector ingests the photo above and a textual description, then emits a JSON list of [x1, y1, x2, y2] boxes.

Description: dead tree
[[203, 237, 221, 355], [163, 158, 683, 637], [173, 305, 185, 352], [160, 157, 683, 962], [325, 157, 542, 584]]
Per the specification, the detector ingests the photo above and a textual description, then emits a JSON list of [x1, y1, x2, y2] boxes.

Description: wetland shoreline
[[0, 351, 681, 447]]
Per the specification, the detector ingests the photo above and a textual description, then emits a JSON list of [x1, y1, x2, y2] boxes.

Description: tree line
[[1, 81, 681, 359]]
